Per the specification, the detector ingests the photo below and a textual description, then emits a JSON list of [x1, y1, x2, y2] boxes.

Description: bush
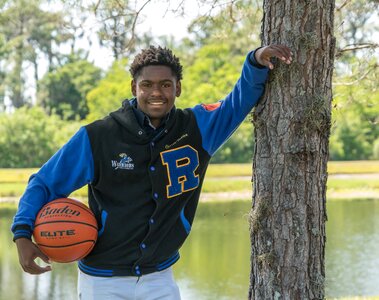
[[373, 138, 379, 160], [86, 59, 132, 122], [0, 107, 80, 167], [38, 59, 102, 120], [212, 121, 254, 163]]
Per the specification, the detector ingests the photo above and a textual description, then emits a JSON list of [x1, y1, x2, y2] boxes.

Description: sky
[[76, 0, 211, 70]]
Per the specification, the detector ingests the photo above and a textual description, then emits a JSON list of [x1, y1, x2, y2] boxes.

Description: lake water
[[0, 199, 378, 299]]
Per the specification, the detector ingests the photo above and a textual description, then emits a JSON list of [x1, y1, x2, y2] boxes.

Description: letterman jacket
[[11, 51, 268, 277]]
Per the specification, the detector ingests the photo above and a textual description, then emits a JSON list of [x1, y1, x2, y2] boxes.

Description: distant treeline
[[0, 0, 378, 167]]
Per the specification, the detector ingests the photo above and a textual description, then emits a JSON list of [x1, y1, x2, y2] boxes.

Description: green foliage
[[212, 122, 254, 163], [187, 0, 261, 51], [172, 3, 264, 163], [330, 58, 379, 160], [38, 59, 102, 120], [331, 0, 379, 161], [0, 107, 80, 167], [0, 72, 5, 110], [372, 138, 379, 160], [0, 0, 71, 107], [179, 43, 244, 108], [335, 0, 379, 62], [0, 0, 377, 164], [178, 43, 253, 163], [86, 59, 132, 122]]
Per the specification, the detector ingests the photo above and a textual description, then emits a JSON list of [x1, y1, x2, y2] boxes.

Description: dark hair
[[129, 45, 183, 81]]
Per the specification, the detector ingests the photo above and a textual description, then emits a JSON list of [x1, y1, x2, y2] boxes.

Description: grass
[[329, 297, 379, 300], [1, 161, 378, 199], [0, 182, 88, 198], [0, 183, 25, 197], [0, 168, 37, 183], [327, 177, 379, 190], [327, 161, 379, 174], [205, 175, 379, 191], [206, 164, 253, 177], [202, 178, 252, 193], [3, 177, 378, 200], [206, 160, 379, 177], [1, 161, 378, 182]]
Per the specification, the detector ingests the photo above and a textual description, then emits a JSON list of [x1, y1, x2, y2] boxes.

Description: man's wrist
[[249, 47, 266, 69]]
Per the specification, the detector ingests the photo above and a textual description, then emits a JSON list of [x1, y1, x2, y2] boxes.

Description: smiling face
[[131, 65, 181, 128]]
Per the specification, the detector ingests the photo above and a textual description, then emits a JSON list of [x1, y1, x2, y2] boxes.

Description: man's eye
[[141, 82, 151, 88], [162, 83, 171, 88]]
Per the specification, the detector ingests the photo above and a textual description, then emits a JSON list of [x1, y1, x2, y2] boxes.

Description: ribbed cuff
[[12, 225, 33, 242]]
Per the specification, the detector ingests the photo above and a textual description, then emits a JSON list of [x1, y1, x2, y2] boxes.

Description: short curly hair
[[129, 45, 183, 81]]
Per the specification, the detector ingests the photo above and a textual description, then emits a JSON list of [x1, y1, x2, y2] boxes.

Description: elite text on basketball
[[40, 229, 76, 237]]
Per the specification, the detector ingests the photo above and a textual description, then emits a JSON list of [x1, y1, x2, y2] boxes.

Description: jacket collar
[[109, 98, 177, 143], [129, 98, 176, 130]]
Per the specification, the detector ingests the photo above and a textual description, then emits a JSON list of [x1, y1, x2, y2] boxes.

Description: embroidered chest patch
[[111, 153, 135, 170]]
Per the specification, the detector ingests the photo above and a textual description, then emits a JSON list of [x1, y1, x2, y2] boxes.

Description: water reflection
[[1, 199, 378, 299], [325, 200, 379, 297], [175, 202, 252, 300]]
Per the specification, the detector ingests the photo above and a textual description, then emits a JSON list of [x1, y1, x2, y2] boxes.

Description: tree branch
[[336, 0, 352, 12], [93, 0, 102, 13], [172, 0, 186, 14], [228, 0, 238, 23], [336, 43, 379, 57], [124, 0, 153, 50], [333, 64, 378, 86]]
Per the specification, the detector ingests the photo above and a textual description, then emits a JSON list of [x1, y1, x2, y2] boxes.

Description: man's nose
[[151, 84, 163, 96]]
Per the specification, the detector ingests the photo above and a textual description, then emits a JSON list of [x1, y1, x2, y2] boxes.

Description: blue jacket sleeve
[[11, 126, 94, 241], [190, 51, 269, 156]]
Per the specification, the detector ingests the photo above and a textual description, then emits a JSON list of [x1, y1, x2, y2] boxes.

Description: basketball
[[33, 198, 98, 263]]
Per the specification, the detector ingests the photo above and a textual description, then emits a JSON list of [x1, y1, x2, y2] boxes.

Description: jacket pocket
[[98, 210, 108, 237], [180, 207, 191, 234]]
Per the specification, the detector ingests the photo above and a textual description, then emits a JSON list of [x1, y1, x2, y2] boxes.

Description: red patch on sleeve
[[201, 102, 221, 111]]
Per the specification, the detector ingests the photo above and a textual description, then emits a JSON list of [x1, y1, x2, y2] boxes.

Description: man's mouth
[[148, 100, 166, 106]]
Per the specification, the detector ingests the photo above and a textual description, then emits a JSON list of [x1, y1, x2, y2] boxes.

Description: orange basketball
[[33, 198, 98, 263]]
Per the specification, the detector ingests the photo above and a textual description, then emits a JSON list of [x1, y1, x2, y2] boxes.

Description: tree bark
[[249, 1, 336, 299]]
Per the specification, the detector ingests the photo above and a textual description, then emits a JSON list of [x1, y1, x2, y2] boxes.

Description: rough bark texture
[[249, 1, 336, 299]]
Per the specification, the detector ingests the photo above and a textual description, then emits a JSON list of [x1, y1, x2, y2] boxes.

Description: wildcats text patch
[[111, 153, 134, 170]]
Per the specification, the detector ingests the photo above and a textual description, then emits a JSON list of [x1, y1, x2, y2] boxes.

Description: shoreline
[[1, 190, 378, 205]]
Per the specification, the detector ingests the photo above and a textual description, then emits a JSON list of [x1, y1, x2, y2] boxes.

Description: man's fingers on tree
[[257, 55, 271, 69], [269, 45, 292, 63], [280, 46, 292, 63], [271, 44, 292, 56]]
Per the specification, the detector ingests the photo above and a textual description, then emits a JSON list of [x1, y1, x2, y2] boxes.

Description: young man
[[12, 44, 292, 299]]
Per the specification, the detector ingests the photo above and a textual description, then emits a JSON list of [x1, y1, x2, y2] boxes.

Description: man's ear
[[176, 80, 181, 97], [131, 80, 136, 96]]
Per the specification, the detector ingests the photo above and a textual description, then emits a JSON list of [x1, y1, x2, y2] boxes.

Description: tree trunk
[[11, 19, 25, 108], [249, 1, 336, 299], [33, 57, 39, 98]]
